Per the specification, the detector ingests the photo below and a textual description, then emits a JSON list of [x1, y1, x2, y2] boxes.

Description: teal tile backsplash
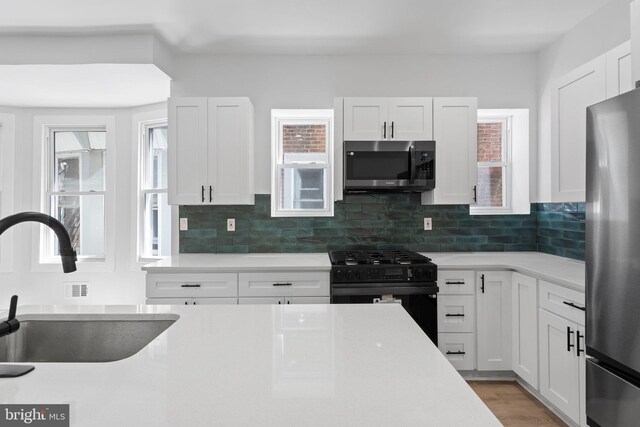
[[179, 194, 543, 254], [536, 202, 585, 261]]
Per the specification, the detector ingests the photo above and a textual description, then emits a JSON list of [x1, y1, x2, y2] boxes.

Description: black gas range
[[329, 250, 439, 344]]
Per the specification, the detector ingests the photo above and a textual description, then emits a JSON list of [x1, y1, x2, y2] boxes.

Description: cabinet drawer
[[438, 295, 475, 333], [146, 273, 238, 298], [146, 297, 237, 305], [438, 333, 476, 370], [238, 272, 329, 297], [438, 270, 475, 295], [539, 280, 585, 325]]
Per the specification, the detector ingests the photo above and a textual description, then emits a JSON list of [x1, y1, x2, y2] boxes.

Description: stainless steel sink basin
[[0, 313, 179, 363]]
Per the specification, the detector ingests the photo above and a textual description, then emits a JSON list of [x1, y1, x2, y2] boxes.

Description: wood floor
[[468, 381, 567, 426]]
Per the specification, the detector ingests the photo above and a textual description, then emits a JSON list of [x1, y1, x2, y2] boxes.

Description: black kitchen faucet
[[0, 212, 77, 377]]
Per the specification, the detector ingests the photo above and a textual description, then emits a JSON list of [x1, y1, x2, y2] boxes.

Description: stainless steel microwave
[[344, 140, 435, 192]]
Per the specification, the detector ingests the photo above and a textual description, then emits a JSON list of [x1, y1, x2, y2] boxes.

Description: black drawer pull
[[567, 326, 574, 352], [181, 284, 201, 288], [445, 281, 465, 285], [563, 301, 585, 311], [480, 274, 485, 293], [446, 351, 466, 355], [272, 282, 292, 287], [576, 331, 584, 356], [445, 313, 465, 317]]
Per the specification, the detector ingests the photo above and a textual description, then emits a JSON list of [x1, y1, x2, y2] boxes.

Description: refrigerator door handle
[[567, 326, 574, 352]]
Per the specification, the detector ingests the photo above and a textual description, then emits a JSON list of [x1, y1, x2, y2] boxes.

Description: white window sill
[[470, 205, 531, 216], [32, 258, 115, 273]]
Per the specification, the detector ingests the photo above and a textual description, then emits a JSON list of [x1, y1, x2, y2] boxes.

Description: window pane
[[148, 126, 168, 189], [282, 124, 327, 163], [279, 168, 325, 210], [477, 167, 505, 207], [53, 131, 106, 192], [477, 122, 504, 162], [142, 192, 171, 258], [50, 194, 104, 257]]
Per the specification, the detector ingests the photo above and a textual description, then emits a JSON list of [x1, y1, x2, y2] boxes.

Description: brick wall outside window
[[477, 122, 504, 207], [283, 125, 326, 153]]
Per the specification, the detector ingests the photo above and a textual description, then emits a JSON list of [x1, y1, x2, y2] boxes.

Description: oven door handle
[[331, 285, 438, 296]]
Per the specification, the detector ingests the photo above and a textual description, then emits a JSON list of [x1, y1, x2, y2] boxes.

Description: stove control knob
[[334, 270, 344, 281], [356, 270, 366, 281], [345, 270, 355, 281], [413, 268, 424, 280]]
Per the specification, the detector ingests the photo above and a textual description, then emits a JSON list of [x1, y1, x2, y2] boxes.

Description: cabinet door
[[476, 271, 512, 370], [343, 98, 388, 140], [577, 324, 587, 427], [605, 40, 633, 98], [438, 270, 475, 295], [146, 297, 193, 305], [238, 272, 330, 298], [438, 333, 476, 371], [192, 297, 238, 305], [208, 98, 254, 205], [551, 56, 606, 202], [285, 297, 330, 304], [539, 308, 580, 424], [431, 97, 478, 204], [388, 97, 433, 140], [168, 97, 208, 205], [512, 273, 538, 389]]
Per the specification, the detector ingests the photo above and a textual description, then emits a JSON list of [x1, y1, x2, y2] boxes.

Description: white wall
[[171, 53, 539, 197], [536, 0, 631, 202], [0, 103, 166, 307]]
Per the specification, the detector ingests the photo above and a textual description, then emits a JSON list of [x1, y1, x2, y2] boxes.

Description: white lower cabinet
[[438, 333, 476, 370], [146, 297, 237, 305], [539, 307, 586, 425], [238, 272, 329, 298], [512, 273, 538, 388], [438, 295, 475, 333], [476, 271, 512, 371]]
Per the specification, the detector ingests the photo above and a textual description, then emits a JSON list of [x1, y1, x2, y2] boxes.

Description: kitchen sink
[[0, 313, 179, 363]]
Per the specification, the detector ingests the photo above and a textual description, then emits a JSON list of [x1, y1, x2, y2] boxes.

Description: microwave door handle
[[409, 145, 416, 184]]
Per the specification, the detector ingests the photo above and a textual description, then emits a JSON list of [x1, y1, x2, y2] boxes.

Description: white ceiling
[[0, 0, 612, 55], [0, 64, 170, 108]]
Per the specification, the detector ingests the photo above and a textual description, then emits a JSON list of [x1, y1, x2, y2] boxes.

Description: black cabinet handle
[[445, 313, 465, 317], [576, 331, 584, 356], [480, 274, 485, 293], [383, 122, 387, 139], [391, 121, 395, 138], [473, 185, 477, 203], [272, 282, 292, 287], [567, 326, 574, 352], [446, 351, 466, 355], [209, 186, 213, 202], [193, 301, 197, 305], [445, 281, 465, 285], [181, 284, 201, 288], [563, 301, 585, 311], [184, 301, 188, 305], [201, 185, 205, 202]]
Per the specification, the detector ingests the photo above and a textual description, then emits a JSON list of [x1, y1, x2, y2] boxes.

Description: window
[[138, 121, 170, 259], [46, 127, 106, 259], [471, 109, 530, 215], [0, 114, 15, 273], [271, 110, 334, 217]]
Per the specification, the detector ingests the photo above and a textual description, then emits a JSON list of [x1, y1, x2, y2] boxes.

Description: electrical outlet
[[423, 218, 432, 231], [227, 218, 236, 232], [179, 218, 188, 231]]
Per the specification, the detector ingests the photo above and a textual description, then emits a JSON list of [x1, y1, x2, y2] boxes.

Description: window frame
[[0, 114, 15, 273], [271, 109, 334, 217], [137, 119, 170, 262], [32, 115, 116, 273], [471, 109, 530, 216]]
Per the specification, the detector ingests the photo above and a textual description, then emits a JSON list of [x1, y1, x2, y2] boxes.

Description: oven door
[[332, 286, 437, 345]]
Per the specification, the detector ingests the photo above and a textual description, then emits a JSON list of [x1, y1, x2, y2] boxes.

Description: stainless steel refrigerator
[[586, 85, 640, 427]]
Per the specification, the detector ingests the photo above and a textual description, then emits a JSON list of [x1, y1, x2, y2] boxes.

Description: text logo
[[0, 405, 69, 427]]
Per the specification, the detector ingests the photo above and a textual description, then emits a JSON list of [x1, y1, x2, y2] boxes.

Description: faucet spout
[[0, 212, 77, 272]]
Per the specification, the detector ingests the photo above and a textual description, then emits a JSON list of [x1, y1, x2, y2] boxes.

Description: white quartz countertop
[[142, 253, 331, 272], [422, 251, 585, 291], [143, 251, 585, 291], [0, 304, 500, 427]]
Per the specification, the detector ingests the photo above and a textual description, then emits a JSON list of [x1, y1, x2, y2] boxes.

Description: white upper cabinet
[[550, 41, 633, 202], [476, 271, 512, 371], [605, 41, 633, 98], [343, 97, 432, 141], [424, 97, 478, 205], [551, 56, 606, 203], [168, 97, 254, 205]]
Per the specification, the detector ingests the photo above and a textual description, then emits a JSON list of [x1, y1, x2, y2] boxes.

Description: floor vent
[[65, 282, 89, 298]]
